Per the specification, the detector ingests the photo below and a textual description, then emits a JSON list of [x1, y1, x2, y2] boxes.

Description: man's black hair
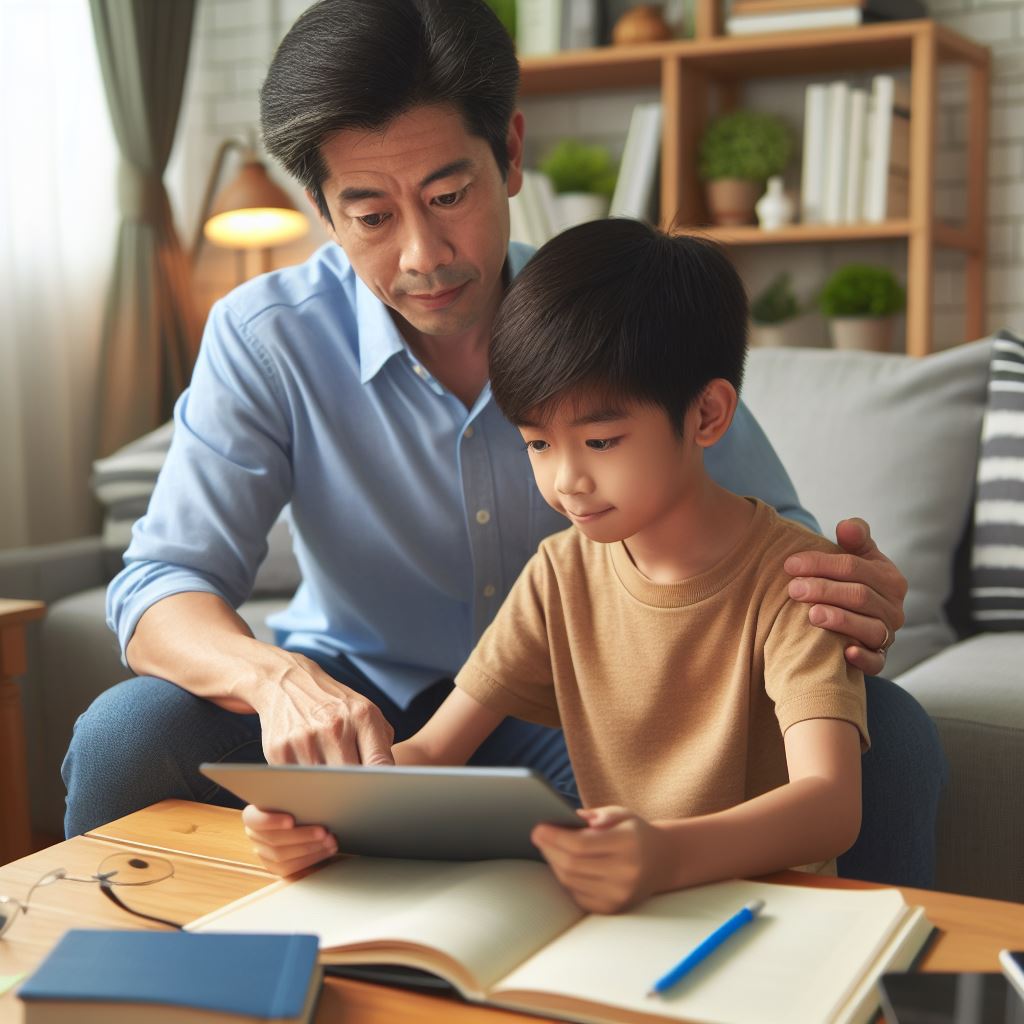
[[260, 0, 519, 223], [489, 219, 748, 432]]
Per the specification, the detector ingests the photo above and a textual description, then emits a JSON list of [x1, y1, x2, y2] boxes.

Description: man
[[63, 0, 943, 886]]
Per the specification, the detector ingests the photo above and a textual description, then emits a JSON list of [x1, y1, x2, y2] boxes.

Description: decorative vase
[[612, 4, 673, 45], [829, 316, 894, 352], [553, 192, 609, 233], [706, 179, 761, 227], [755, 176, 795, 230]]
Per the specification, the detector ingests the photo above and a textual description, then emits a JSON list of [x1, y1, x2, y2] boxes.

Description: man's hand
[[531, 806, 669, 914], [785, 517, 907, 676], [242, 804, 337, 876], [250, 651, 395, 765]]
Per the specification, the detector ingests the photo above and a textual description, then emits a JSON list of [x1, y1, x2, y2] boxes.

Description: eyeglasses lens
[[95, 853, 174, 886]]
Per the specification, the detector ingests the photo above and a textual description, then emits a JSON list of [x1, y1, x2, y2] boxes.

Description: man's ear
[[505, 110, 525, 199], [692, 379, 739, 449], [306, 189, 341, 245]]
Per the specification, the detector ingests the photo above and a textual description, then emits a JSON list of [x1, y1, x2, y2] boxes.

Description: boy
[[246, 220, 869, 913]]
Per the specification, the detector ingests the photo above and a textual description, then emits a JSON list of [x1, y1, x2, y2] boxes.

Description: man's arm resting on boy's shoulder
[[531, 718, 862, 915], [126, 592, 395, 766], [243, 689, 504, 876]]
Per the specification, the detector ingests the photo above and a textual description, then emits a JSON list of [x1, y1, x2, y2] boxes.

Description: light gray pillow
[[91, 421, 301, 597], [742, 338, 993, 676]]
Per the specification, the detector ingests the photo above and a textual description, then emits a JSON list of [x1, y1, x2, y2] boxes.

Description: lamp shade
[[202, 160, 309, 250]]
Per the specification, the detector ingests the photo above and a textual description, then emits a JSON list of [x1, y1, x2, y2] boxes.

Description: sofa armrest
[[0, 537, 107, 605]]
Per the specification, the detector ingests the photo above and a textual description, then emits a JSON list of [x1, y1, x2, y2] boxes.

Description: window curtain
[[0, 1, 118, 548], [90, 0, 200, 457]]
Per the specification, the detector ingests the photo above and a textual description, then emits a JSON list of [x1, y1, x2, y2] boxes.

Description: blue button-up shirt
[[108, 242, 816, 708]]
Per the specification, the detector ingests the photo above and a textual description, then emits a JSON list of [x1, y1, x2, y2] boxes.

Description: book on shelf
[[863, 74, 911, 222], [725, 0, 927, 35], [17, 930, 322, 1024], [800, 82, 829, 223], [845, 87, 870, 222], [822, 80, 851, 224], [509, 168, 557, 248], [608, 101, 663, 222], [189, 857, 934, 1024], [516, 0, 600, 55]]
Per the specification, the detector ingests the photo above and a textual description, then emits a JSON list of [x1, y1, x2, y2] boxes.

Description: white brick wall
[[171, 0, 1024, 345]]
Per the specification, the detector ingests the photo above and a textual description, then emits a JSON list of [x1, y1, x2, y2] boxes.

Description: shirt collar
[[355, 241, 537, 386]]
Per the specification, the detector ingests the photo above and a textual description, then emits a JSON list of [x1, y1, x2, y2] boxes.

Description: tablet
[[200, 763, 582, 861]]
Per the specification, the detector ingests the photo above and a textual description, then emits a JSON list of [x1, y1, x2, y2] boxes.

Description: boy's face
[[519, 395, 703, 545], [312, 103, 524, 341]]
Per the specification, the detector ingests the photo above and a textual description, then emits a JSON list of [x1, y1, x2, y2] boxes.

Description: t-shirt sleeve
[[763, 596, 870, 752], [455, 549, 560, 729]]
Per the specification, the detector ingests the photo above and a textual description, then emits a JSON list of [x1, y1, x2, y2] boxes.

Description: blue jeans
[[62, 660, 945, 888]]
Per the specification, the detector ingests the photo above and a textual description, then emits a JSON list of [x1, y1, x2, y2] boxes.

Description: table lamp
[[192, 138, 309, 281]]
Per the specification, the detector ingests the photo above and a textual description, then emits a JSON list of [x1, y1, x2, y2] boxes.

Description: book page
[[190, 857, 583, 997], [493, 879, 913, 1024]]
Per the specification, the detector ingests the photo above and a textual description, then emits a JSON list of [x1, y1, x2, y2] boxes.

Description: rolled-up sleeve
[[106, 300, 294, 657]]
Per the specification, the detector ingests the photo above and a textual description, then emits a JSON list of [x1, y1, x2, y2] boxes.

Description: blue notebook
[[18, 930, 321, 1023]]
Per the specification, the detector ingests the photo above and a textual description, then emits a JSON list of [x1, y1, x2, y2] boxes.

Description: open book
[[189, 859, 932, 1024]]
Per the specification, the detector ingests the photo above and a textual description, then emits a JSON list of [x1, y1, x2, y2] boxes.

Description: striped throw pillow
[[970, 330, 1024, 631]]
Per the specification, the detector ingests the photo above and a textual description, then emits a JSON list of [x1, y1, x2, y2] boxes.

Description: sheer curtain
[[0, 0, 118, 548]]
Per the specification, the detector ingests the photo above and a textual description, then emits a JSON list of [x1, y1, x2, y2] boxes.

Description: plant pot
[[706, 179, 761, 227], [554, 192, 609, 233], [828, 316, 894, 352], [750, 322, 801, 348]]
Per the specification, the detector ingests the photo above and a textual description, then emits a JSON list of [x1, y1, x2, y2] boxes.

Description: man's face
[[314, 104, 523, 339], [519, 395, 702, 546]]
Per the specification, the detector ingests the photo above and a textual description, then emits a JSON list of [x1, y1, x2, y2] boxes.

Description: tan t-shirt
[[456, 499, 869, 832]]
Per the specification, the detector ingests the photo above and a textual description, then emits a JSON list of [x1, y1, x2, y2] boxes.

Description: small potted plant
[[749, 273, 800, 347], [539, 139, 618, 231], [698, 111, 792, 226], [818, 264, 906, 351]]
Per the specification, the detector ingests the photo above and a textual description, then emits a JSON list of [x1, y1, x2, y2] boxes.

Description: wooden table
[[2, 799, 1023, 1023], [0, 600, 45, 865]]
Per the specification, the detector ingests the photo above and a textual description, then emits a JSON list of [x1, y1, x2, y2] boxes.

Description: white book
[[864, 74, 911, 222], [844, 87, 869, 223], [822, 80, 850, 225], [509, 170, 555, 247], [190, 865, 934, 1024], [608, 101, 663, 222], [517, 0, 563, 56], [800, 83, 828, 224], [725, 6, 861, 34]]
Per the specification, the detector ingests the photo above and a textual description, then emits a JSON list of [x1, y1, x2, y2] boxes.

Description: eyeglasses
[[0, 852, 183, 936]]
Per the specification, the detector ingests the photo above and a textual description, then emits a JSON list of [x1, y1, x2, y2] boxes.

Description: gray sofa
[[2, 335, 1021, 902]]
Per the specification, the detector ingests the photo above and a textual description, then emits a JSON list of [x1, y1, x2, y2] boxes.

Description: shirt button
[[475, 509, 491, 525], [413, 364, 426, 378], [463, 426, 475, 439], [483, 584, 497, 598]]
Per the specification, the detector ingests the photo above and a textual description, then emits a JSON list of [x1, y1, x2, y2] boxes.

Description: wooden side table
[[0, 599, 46, 864]]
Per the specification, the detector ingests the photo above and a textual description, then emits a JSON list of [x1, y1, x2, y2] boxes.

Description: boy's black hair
[[260, 0, 519, 224], [489, 219, 748, 432]]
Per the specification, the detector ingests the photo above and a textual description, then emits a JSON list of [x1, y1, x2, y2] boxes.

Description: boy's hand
[[531, 806, 668, 914], [785, 517, 907, 676], [241, 804, 338, 877]]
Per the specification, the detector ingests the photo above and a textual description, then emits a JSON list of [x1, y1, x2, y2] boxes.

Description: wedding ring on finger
[[877, 624, 893, 656]]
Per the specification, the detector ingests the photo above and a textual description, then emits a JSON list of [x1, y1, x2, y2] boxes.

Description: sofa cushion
[[894, 634, 1024, 901], [743, 339, 992, 677], [970, 330, 1024, 631], [91, 422, 301, 597]]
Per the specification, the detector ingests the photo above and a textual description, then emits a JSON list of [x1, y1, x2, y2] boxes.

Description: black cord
[[99, 881, 184, 930]]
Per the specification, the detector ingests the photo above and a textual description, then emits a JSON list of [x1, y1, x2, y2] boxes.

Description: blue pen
[[647, 899, 765, 996]]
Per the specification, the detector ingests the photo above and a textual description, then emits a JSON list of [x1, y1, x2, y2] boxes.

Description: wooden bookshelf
[[519, 20, 990, 357]]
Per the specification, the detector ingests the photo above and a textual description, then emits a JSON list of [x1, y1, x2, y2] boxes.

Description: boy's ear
[[692, 379, 739, 449]]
